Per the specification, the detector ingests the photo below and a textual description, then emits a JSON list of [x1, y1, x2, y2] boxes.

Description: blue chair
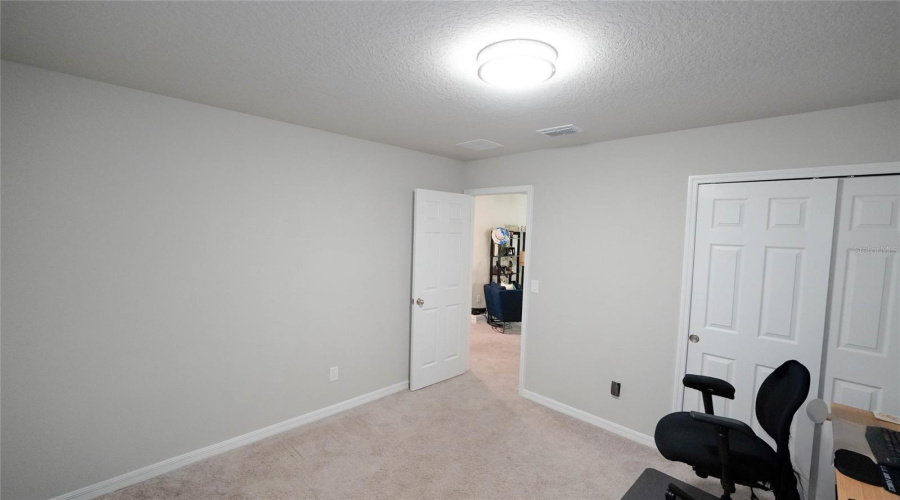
[[483, 283, 523, 333]]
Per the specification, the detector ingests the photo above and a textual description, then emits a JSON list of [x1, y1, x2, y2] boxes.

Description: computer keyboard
[[866, 426, 900, 467]]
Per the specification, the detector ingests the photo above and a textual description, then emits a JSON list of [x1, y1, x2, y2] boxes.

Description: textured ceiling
[[2, 1, 898, 161]]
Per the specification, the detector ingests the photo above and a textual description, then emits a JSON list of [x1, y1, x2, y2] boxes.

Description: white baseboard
[[520, 389, 656, 449], [53, 381, 410, 500]]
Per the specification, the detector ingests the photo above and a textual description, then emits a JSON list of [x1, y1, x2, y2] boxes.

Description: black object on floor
[[834, 449, 883, 486], [622, 468, 718, 500]]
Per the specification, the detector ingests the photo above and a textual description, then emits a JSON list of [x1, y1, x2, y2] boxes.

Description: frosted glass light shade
[[477, 39, 557, 88]]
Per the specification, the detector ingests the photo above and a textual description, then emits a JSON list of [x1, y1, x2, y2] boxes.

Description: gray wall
[[0, 62, 464, 499], [4, 59, 899, 500], [463, 100, 900, 438]]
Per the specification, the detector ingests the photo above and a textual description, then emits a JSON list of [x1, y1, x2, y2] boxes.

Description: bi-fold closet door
[[685, 178, 838, 497], [815, 175, 900, 497], [684, 174, 900, 499]]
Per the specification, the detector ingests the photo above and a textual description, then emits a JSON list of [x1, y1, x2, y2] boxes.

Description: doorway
[[465, 186, 533, 395]]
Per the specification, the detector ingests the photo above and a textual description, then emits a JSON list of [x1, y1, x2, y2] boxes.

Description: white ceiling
[[2, 1, 898, 161]]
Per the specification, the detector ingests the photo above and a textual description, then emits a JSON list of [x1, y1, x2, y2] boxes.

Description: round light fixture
[[477, 39, 557, 88]]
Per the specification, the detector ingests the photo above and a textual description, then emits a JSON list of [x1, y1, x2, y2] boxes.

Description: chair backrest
[[755, 360, 810, 500]]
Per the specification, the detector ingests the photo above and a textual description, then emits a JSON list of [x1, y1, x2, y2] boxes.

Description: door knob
[[416, 298, 424, 306], [689, 334, 700, 343]]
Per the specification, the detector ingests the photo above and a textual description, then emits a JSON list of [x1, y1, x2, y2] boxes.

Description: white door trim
[[464, 185, 534, 395], [672, 162, 900, 414]]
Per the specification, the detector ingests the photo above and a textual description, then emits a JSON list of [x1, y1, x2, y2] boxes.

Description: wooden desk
[[832, 403, 900, 500]]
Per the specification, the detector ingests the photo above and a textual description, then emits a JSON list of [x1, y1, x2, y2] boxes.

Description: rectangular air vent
[[536, 124, 583, 137], [456, 139, 503, 151]]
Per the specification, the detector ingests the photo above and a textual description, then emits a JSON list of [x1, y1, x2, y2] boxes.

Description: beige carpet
[[103, 322, 770, 499]]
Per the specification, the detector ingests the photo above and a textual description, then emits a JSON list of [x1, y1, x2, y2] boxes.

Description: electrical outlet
[[611, 381, 621, 398], [530, 280, 540, 293], [329, 366, 339, 382], [476, 294, 482, 304]]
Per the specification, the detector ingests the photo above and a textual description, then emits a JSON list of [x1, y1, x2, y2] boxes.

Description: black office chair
[[654, 360, 810, 500]]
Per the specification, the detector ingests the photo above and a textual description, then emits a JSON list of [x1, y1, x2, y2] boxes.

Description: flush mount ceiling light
[[477, 39, 557, 88]]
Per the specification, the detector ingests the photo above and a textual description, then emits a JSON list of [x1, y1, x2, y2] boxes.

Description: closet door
[[815, 175, 900, 497], [684, 178, 838, 494]]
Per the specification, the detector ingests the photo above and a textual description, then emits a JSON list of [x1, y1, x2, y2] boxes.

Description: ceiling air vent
[[536, 124, 583, 137], [456, 139, 503, 151]]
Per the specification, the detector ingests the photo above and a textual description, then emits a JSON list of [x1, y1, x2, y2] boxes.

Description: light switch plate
[[329, 366, 339, 382], [530, 280, 540, 293]]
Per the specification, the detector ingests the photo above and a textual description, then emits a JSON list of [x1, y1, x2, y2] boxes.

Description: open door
[[410, 189, 474, 391]]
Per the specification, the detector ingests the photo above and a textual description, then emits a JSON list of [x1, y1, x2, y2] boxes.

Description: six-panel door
[[815, 175, 900, 497], [685, 178, 838, 496], [410, 189, 474, 391]]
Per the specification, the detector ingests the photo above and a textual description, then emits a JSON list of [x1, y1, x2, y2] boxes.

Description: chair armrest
[[682, 374, 736, 400], [689, 412, 749, 496], [689, 411, 756, 438], [499, 289, 523, 321]]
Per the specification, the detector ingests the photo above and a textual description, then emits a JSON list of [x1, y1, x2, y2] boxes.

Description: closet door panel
[[824, 175, 900, 413], [685, 178, 838, 497], [816, 174, 900, 499]]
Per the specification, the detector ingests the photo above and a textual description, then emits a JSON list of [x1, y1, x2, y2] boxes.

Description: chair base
[[623, 469, 719, 500], [485, 315, 508, 333]]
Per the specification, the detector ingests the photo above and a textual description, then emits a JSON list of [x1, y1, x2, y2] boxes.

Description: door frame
[[672, 161, 900, 412], [464, 185, 534, 395]]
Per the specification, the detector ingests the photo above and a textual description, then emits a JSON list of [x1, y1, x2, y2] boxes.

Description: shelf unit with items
[[489, 229, 526, 287]]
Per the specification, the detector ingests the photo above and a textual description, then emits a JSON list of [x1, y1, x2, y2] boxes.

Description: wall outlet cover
[[329, 366, 339, 382]]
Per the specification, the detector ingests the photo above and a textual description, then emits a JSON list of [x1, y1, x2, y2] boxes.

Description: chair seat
[[654, 412, 777, 484]]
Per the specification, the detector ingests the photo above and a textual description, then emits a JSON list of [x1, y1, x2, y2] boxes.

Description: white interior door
[[684, 178, 838, 495], [815, 174, 900, 498], [410, 189, 474, 391]]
